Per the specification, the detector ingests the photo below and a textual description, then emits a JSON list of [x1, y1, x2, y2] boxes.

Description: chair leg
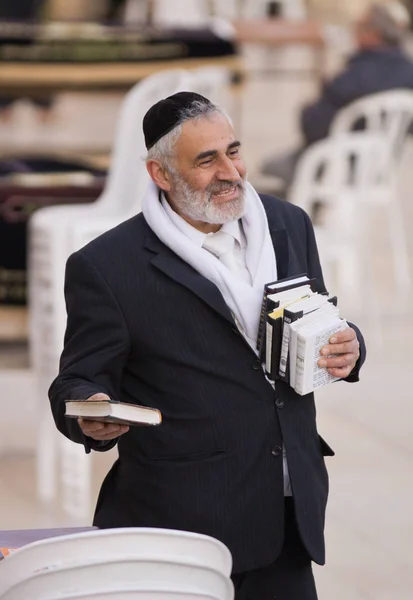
[[36, 408, 58, 502], [60, 435, 92, 520], [338, 250, 357, 293], [360, 214, 384, 348], [388, 199, 412, 289]]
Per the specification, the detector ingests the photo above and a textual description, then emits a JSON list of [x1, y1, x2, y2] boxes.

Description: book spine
[[278, 310, 302, 381], [257, 294, 277, 360], [265, 314, 283, 380], [288, 328, 298, 388], [265, 318, 274, 376], [256, 289, 269, 353], [294, 333, 308, 395], [278, 319, 292, 381]]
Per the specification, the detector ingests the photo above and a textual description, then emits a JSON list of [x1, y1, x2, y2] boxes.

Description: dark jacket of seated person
[[301, 45, 413, 145], [301, 1, 413, 144], [260, 2, 413, 188]]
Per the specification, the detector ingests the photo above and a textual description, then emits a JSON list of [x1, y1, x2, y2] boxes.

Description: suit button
[[271, 446, 282, 457], [275, 398, 284, 409], [252, 359, 261, 370]]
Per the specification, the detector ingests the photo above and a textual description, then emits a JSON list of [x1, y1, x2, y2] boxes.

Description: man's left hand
[[318, 327, 360, 379]]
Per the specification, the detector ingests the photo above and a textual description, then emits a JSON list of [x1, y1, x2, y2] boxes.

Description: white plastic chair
[[212, 0, 307, 20], [124, 0, 149, 25], [277, 0, 307, 21], [28, 68, 192, 517], [190, 65, 232, 118], [288, 132, 398, 342], [330, 89, 413, 160], [189, 64, 245, 135], [1, 560, 234, 600], [0, 528, 232, 597], [151, 0, 210, 26], [60, 592, 219, 600], [261, 87, 413, 203], [330, 90, 413, 292]]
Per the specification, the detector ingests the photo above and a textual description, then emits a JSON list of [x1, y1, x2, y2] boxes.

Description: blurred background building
[[0, 2, 412, 599]]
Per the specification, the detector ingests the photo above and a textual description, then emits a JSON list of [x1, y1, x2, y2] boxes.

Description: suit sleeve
[[302, 208, 366, 381], [48, 250, 131, 453]]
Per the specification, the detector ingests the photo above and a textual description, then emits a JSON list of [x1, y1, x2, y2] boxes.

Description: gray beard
[[170, 174, 246, 224]]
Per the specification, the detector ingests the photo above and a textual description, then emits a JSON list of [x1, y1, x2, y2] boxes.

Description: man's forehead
[[177, 114, 236, 154]]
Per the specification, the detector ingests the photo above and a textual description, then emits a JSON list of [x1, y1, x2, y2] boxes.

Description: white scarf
[[142, 180, 277, 351]]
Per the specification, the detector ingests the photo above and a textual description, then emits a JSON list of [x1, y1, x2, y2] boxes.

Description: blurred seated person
[[261, 1, 413, 193]]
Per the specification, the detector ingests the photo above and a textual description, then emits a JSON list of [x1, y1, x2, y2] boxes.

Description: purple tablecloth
[[0, 526, 97, 550]]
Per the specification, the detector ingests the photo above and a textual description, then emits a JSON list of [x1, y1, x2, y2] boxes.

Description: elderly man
[[261, 0, 413, 190], [49, 92, 366, 600]]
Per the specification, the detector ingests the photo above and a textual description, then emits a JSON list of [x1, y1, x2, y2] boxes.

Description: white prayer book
[[278, 293, 331, 381], [294, 316, 349, 396], [288, 303, 339, 388]]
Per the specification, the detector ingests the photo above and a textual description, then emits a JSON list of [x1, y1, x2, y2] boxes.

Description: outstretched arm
[[48, 250, 131, 452]]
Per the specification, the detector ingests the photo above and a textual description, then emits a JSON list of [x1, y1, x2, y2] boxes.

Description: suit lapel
[[144, 233, 235, 326], [143, 212, 294, 325]]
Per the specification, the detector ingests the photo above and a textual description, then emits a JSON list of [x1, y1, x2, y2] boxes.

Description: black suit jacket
[[49, 194, 366, 573]]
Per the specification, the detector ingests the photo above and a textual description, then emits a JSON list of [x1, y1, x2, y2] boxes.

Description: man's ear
[[146, 160, 172, 192]]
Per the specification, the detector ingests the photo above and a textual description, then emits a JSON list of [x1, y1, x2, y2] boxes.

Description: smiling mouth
[[212, 185, 238, 197]]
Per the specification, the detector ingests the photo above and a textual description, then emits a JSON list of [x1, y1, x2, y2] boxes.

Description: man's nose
[[216, 155, 241, 181]]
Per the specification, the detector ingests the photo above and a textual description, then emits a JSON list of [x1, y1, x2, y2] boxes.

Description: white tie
[[203, 230, 251, 284]]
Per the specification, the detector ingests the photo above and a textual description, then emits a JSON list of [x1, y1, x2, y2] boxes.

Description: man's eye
[[229, 149, 239, 157], [200, 159, 212, 166]]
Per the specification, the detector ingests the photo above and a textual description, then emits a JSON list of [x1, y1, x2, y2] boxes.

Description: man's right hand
[[77, 393, 130, 441]]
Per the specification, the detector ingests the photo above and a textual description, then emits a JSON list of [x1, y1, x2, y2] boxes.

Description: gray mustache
[[207, 180, 244, 195]]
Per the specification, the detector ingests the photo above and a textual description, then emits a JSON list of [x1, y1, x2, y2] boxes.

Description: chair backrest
[[27, 67, 192, 374], [287, 132, 391, 294], [212, 0, 307, 20], [288, 132, 391, 242], [290, 132, 390, 206], [2, 559, 234, 600], [27, 68, 191, 232], [330, 89, 413, 159], [189, 66, 231, 109], [152, 0, 210, 26], [95, 68, 192, 216], [46, 591, 219, 600], [0, 528, 232, 597], [66, 65, 233, 252]]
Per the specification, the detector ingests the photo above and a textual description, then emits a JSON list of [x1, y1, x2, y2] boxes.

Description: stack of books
[[257, 274, 348, 396]]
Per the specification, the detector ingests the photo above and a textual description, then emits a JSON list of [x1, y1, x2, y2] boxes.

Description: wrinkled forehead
[[174, 114, 236, 161]]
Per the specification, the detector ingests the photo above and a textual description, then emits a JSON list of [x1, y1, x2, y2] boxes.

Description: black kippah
[[143, 91, 213, 150]]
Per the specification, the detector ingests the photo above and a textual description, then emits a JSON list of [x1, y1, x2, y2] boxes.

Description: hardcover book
[[257, 273, 315, 360], [65, 400, 162, 427], [294, 316, 349, 396]]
